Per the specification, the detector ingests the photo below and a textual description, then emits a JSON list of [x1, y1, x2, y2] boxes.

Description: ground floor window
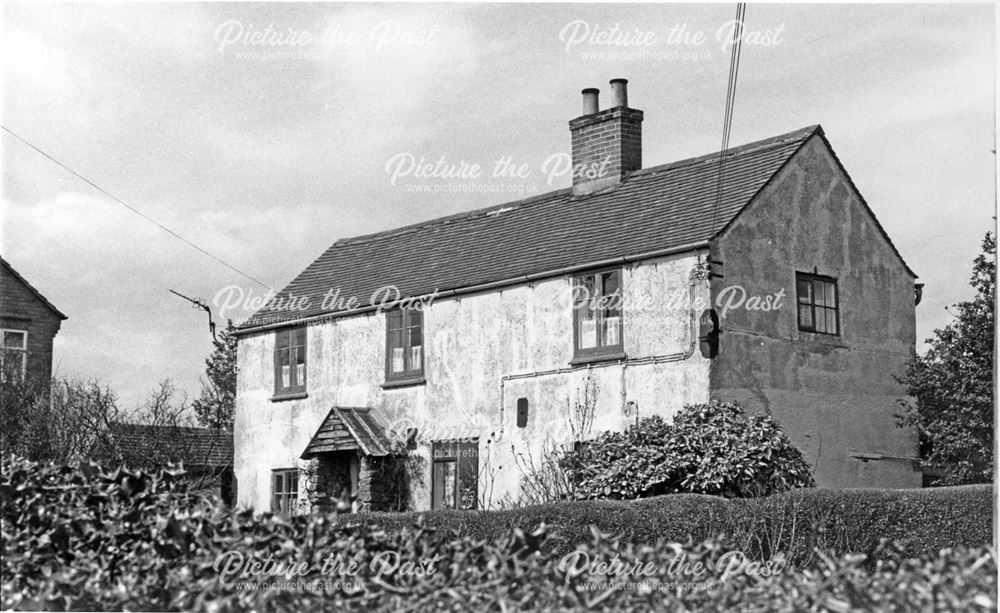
[[1, 329, 27, 381], [431, 439, 478, 510], [271, 468, 298, 515]]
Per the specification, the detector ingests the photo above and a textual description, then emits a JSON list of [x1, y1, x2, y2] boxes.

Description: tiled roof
[[110, 423, 233, 469], [241, 126, 821, 330], [301, 407, 393, 457], [0, 256, 68, 320]]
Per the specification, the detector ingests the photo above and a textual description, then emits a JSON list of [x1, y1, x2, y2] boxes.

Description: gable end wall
[[710, 135, 920, 488]]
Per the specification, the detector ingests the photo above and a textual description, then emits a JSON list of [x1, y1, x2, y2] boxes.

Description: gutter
[[234, 240, 711, 336]]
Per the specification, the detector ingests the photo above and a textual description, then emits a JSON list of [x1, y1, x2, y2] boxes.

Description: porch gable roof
[[300, 407, 393, 458]]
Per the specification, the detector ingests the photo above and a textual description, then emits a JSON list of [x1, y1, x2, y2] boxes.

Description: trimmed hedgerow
[[724, 485, 996, 565], [357, 484, 993, 564], [2, 456, 996, 612]]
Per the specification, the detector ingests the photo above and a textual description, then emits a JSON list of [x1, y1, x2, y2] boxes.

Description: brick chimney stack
[[569, 78, 643, 195]]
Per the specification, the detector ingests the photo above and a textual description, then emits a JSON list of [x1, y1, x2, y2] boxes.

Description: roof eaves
[[235, 238, 712, 335], [0, 256, 68, 320]]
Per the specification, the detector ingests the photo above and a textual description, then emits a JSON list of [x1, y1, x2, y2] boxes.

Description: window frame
[[431, 439, 478, 510], [795, 272, 840, 336], [0, 328, 28, 381], [273, 326, 307, 398], [572, 267, 625, 361], [384, 308, 424, 383], [271, 468, 299, 515]]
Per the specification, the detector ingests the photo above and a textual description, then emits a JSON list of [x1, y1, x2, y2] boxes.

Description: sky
[[1, 2, 995, 406]]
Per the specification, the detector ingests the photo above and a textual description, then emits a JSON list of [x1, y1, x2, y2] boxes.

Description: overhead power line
[[710, 2, 748, 235], [1, 125, 274, 291]]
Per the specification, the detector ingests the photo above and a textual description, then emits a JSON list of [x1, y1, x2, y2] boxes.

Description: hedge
[[2, 456, 996, 611], [357, 485, 993, 563]]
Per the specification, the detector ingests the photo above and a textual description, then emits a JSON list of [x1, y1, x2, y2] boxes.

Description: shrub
[[562, 400, 814, 500], [1, 456, 995, 612]]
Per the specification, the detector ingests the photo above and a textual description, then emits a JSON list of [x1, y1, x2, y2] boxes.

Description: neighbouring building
[[235, 79, 922, 514], [0, 256, 67, 384], [108, 423, 236, 505]]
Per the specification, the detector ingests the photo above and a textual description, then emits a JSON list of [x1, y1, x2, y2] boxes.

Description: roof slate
[[110, 423, 233, 469], [242, 126, 821, 330]]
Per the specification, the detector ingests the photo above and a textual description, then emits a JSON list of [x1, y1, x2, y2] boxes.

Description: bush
[[2, 456, 995, 612], [561, 401, 814, 500]]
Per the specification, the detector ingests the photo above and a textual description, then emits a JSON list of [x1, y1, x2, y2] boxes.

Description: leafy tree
[[897, 232, 995, 485], [562, 400, 814, 499], [192, 320, 238, 431]]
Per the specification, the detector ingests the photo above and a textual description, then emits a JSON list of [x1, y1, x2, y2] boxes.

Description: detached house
[[235, 79, 921, 514], [0, 257, 67, 384]]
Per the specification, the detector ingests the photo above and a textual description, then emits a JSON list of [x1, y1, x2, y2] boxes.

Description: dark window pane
[[408, 324, 422, 348], [2, 331, 25, 348], [796, 278, 811, 304], [276, 330, 290, 349], [602, 272, 620, 302], [388, 310, 403, 330]]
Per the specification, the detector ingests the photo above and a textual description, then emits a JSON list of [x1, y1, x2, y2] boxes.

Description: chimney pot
[[610, 78, 628, 107], [581, 88, 600, 115], [569, 79, 642, 195]]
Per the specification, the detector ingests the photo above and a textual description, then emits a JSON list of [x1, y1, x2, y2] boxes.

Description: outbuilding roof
[[110, 423, 233, 469]]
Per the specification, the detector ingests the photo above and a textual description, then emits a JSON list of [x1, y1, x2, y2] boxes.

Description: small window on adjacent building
[[0, 329, 27, 381], [573, 269, 623, 358], [386, 308, 423, 381], [274, 327, 307, 395], [271, 469, 298, 515], [796, 273, 840, 335], [431, 439, 478, 510]]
